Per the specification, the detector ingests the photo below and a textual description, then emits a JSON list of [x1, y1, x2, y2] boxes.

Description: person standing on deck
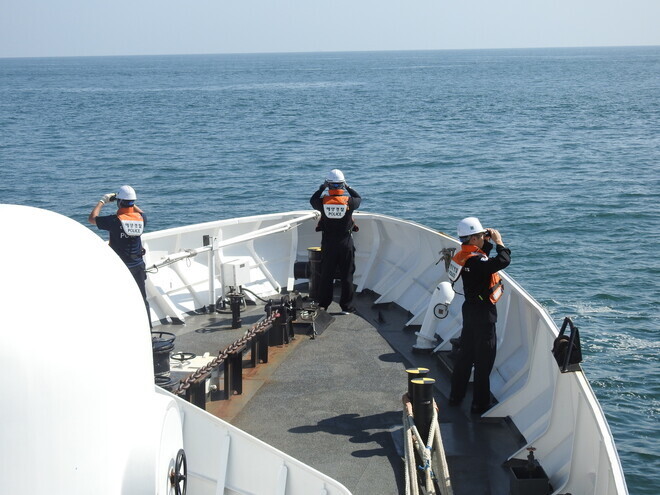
[[448, 217, 511, 414], [309, 169, 361, 313], [88, 185, 152, 328]]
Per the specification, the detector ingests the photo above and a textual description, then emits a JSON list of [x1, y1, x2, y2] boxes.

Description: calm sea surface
[[1, 47, 658, 493]]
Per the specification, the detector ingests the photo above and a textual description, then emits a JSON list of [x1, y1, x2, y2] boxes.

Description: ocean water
[[1, 47, 658, 493]]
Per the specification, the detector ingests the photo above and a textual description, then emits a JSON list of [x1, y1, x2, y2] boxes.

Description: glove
[[318, 183, 326, 191], [100, 193, 116, 204]]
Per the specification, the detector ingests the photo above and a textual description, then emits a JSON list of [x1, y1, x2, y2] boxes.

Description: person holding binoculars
[[447, 216, 511, 415], [88, 185, 151, 328]]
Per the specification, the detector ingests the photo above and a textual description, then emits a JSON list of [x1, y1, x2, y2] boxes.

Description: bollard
[[307, 247, 322, 302], [405, 367, 430, 403], [411, 377, 436, 443]]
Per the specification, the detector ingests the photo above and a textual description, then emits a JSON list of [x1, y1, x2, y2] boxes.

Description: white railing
[[143, 210, 628, 495], [142, 211, 319, 322]]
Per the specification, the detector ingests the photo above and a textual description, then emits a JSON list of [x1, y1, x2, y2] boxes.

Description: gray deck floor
[[157, 286, 526, 495]]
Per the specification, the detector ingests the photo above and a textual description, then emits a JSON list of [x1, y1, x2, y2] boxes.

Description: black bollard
[[405, 367, 430, 403], [411, 377, 436, 443], [307, 247, 322, 302]]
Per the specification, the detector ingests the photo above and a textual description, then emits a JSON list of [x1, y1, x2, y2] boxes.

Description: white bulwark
[[0, 206, 628, 494]]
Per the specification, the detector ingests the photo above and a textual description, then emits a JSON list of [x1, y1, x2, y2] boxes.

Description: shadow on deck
[[155, 285, 526, 495]]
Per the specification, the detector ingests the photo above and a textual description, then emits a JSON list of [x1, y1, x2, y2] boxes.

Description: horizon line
[[1, 43, 659, 61]]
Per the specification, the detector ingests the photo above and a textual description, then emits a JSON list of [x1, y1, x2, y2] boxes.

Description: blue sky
[[2, 0, 659, 58]]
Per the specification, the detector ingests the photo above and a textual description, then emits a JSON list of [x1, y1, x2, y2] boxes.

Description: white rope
[[407, 414, 434, 495], [402, 398, 454, 495], [431, 417, 453, 494], [403, 409, 419, 495]]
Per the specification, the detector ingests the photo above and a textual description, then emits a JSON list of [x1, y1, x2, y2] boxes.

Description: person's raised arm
[[310, 183, 326, 210], [345, 185, 361, 209], [88, 193, 116, 225]]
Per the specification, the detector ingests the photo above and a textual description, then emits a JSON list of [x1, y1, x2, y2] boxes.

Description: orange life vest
[[322, 189, 350, 219], [447, 244, 504, 303], [117, 207, 144, 237]]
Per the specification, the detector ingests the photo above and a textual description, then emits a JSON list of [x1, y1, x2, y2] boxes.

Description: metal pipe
[[203, 235, 217, 311]]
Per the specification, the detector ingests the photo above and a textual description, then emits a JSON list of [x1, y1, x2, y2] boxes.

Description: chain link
[[173, 311, 280, 397]]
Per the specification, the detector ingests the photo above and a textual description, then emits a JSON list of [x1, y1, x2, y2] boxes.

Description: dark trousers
[[450, 305, 497, 408], [319, 235, 355, 309], [129, 263, 152, 329]]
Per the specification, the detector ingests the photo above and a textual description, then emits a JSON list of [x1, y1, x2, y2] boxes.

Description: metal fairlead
[[264, 295, 294, 346]]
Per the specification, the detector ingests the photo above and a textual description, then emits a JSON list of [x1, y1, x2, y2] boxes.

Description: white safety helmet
[[116, 185, 137, 201], [326, 169, 345, 184], [457, 217, 486, 238]]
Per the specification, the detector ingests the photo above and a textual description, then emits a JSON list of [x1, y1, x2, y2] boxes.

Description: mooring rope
[[403, 405, 419, 495], [402, 396, 453, 495]]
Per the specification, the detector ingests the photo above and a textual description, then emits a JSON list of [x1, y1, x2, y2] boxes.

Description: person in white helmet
[[309, 169, 361, 313], [88, 185, 151, 328], [447, 217, 511, 414]]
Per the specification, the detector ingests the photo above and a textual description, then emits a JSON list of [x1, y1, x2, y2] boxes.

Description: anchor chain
[[173, 311, 280, 397]]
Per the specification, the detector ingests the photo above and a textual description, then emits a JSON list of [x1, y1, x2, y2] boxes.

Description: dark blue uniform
[[450, 242, 511, 413], [96, 213, 147, 269], [310, 186, 361, 310], [96, 212, 150, 324]]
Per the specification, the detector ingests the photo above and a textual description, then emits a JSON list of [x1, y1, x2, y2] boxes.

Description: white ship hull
[[1, 206, 627, 494]]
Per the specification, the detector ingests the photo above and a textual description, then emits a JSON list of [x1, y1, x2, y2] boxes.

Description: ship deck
[[156, 286, 526, 495]]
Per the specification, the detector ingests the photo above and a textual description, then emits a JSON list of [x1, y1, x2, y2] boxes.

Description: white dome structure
[[0, 205, 183, 494]]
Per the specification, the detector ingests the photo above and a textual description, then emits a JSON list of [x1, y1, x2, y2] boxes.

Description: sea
[[1, 46, 658, 493]]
